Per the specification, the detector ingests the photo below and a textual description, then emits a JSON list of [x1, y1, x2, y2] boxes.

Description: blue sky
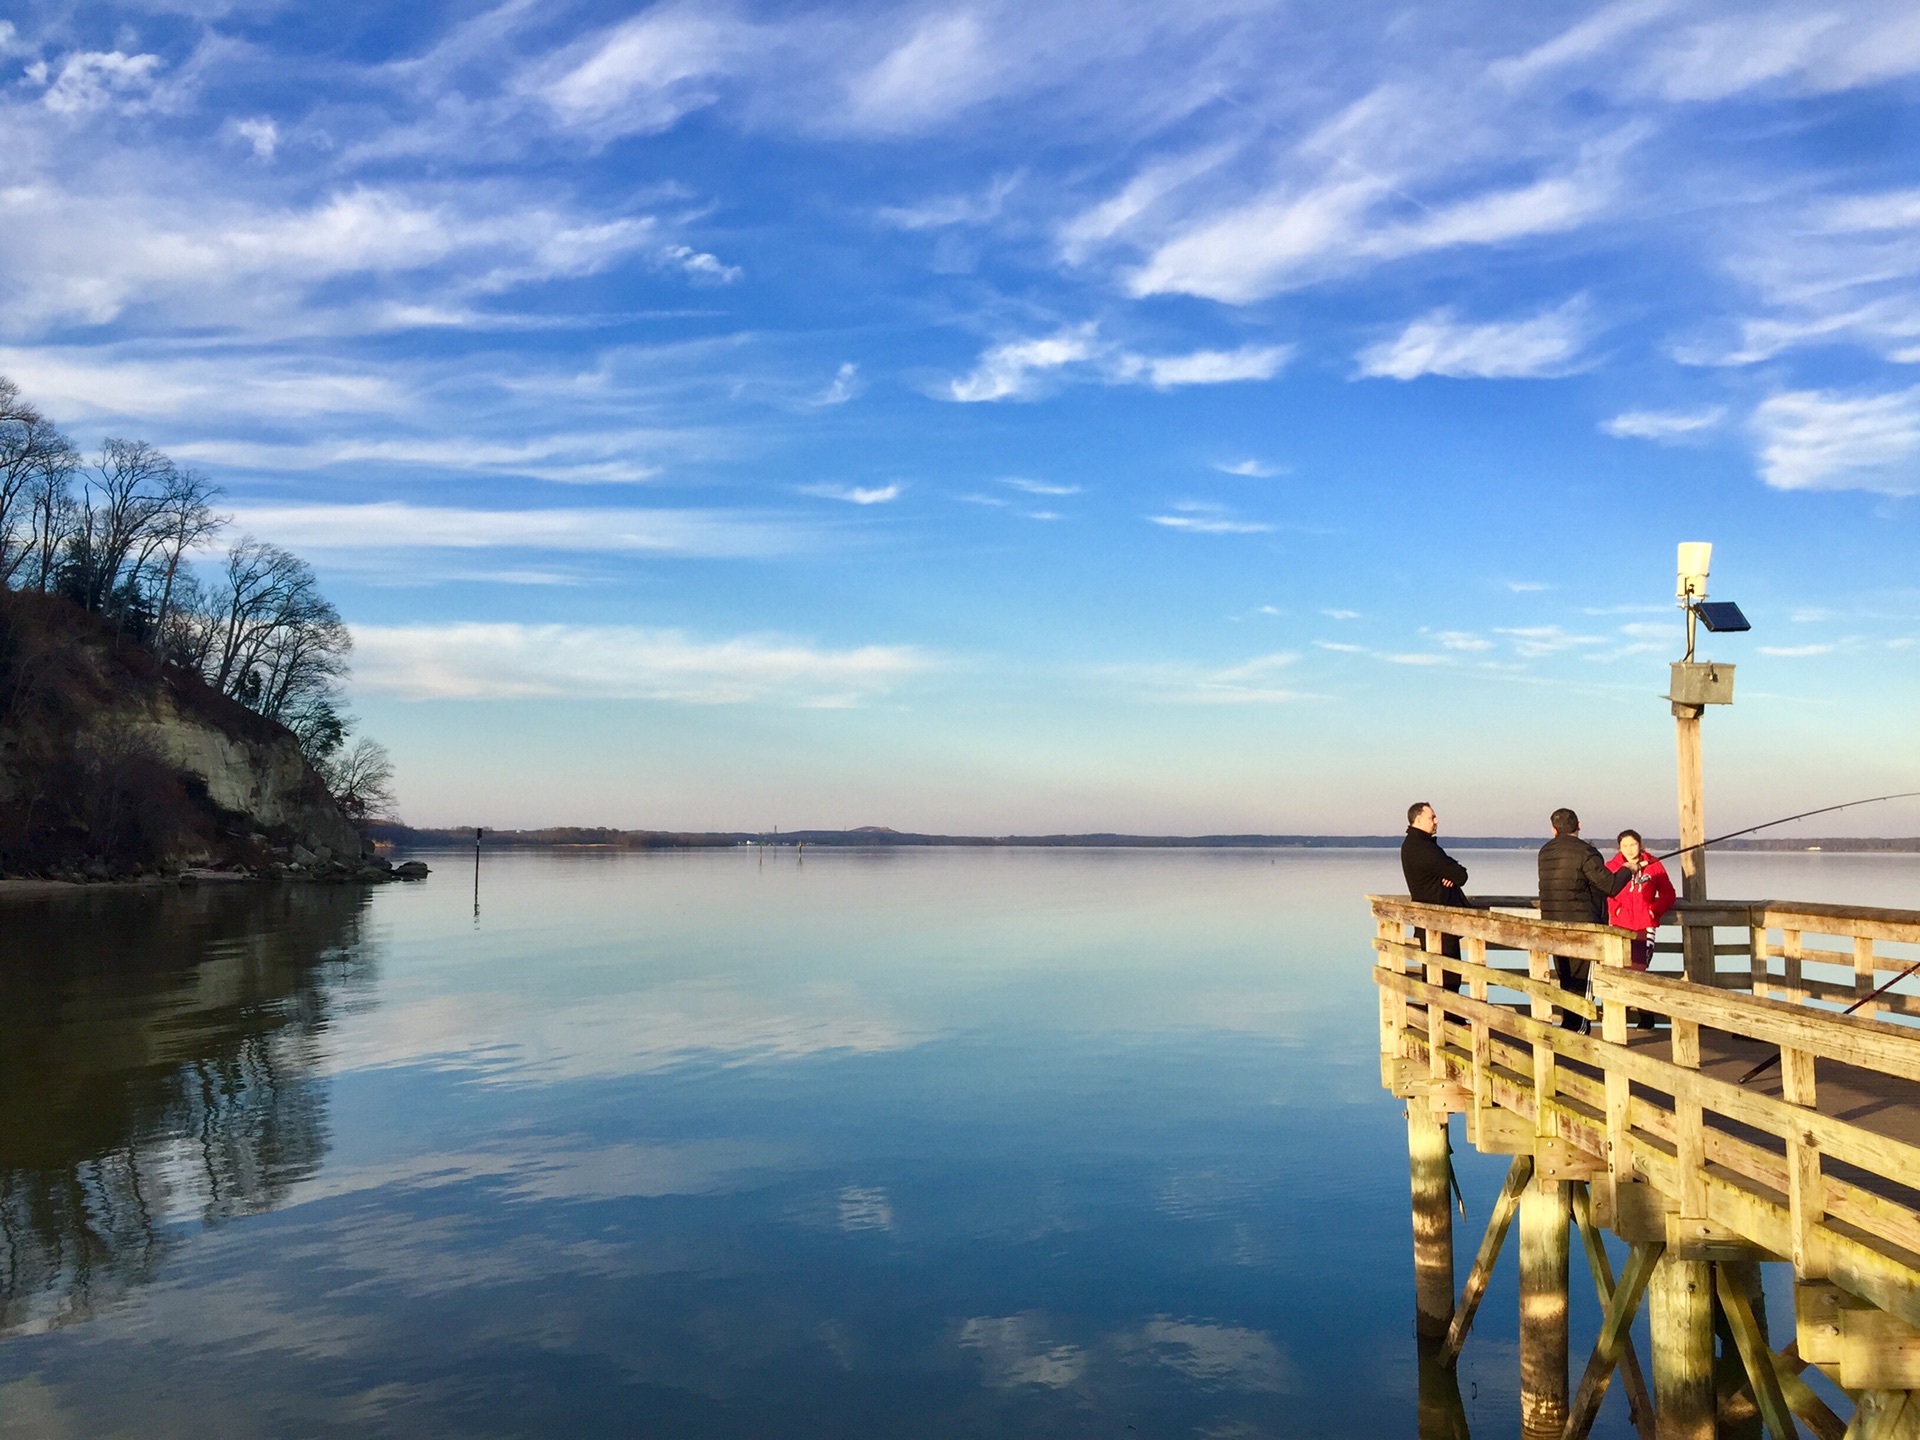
[[5, 0, 1920, 834]]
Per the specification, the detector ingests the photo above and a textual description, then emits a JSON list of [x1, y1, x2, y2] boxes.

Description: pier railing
[[1374, 893, 1920, 1440]]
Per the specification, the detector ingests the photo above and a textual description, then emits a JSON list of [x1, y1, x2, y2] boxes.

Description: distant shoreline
[[369, 824, 1920, 855]]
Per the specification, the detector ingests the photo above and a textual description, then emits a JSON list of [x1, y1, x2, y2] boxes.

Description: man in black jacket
[[1401, 802, 1468, 991], [1538, 807, 1640, 1029]]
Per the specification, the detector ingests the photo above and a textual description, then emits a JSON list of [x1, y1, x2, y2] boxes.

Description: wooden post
[[1782, 1045, 1824, 1279], [1519, 1173, 1570, 1440], [1675, 705, 1713, 983], [1409, 1104, 1456, 1342], [1649, 1255, 1717, 1440]]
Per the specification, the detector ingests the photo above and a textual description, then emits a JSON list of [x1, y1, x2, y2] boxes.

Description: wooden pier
[[1376, 892, 1920, 1440]]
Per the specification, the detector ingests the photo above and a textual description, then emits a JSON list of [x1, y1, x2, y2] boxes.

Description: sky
[[4, 0, 1920, 836]]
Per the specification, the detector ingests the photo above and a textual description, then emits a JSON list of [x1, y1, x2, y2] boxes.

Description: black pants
[[1412, 927, 1464, 992], [1553, 954, 1589, 1029]]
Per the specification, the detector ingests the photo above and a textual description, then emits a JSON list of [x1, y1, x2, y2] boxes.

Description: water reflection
[[0, 885, 374, 1334]]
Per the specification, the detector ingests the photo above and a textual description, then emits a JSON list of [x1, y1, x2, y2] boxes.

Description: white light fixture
[[1676, 542, 1712, 601]]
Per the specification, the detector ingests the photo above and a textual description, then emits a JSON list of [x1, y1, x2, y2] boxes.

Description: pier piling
[[1518, 1172, 1570, 1440], [1408, 1104, 1456, 1342]]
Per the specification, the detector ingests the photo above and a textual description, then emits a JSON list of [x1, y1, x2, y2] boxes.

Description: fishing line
[[1654, 790, 1920, 865]]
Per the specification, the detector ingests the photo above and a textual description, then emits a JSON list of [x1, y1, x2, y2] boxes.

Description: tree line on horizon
[[0, 375, 393, 824]]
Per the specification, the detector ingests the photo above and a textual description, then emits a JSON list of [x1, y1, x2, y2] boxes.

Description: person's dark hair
[[1550, 807, 1580, 835], [1408, 801, 1432, 825], [1617, 828, 1643, 847]]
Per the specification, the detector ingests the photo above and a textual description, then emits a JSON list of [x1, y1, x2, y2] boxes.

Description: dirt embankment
[[0, 590, 368, 879]]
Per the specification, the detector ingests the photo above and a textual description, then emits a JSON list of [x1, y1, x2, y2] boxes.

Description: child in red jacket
[[1607, 829, 1676, 969]]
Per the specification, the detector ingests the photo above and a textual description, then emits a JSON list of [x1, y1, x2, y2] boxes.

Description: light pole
[[1668, 543, 1749, 981]]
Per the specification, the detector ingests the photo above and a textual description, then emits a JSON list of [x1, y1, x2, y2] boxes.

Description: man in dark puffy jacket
[[1538, 807, 1640, 1029], [1402, 801, 1469, 991]]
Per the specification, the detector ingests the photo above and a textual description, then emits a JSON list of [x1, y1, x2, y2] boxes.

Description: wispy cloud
[[1752, 387, 1920, 495], [1602, 406, 1727, 441], [813, 361, 862, 405], [999, 477, 1081, 496], [352, 622, 931, 704], [1356, 302, 1590, 380], [1214, 459, 1280, 478], [226, 502, 808, 558], [1758, 644, 1834, 658], [1494, 625, 1610, 658], [947, 325, 1098, 402], [1128, 344, 1292, 388], [799, 482, 901, 505], [1148, 502, 1272, 535], [1099, 651, 1314, 704]]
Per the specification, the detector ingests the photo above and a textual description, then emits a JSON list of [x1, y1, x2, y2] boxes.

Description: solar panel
[[1695, 601, 1750, 633]]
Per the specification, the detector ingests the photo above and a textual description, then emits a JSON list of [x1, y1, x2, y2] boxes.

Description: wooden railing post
[[1750, 918, 1769, 999], [1671, 1016, 1707, 1220], [1427, 925, 1448, 1083], [1782, 1044, 1825, 1280], [1528, 948, 1558, 1141], [1599, 932, 1633, 1221], [1854, 935, 1878, 1020], [1783, 928, 1805, 1005], [1465, 935, 1491, 1118]]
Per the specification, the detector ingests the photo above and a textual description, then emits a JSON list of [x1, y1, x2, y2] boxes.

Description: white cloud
[[1133, 344, 1292, 388], [1433, 631, 1494, 651], [1752, 387, 1920, 494], [999, 477, 1080, 496], [530, 7, 749, 139], [813, 362, 861, 405], [350, 622, 930, 705], [1758, 644, 1834, 657], [176, 433, 664, 485], [234, 118, 278, 159], [947, 326, 1097, 402], [799, 482, 900, 505], [1508, 580, 1552, 593], [878, 174, 1021, 231], [1321, 609, 1359, 620], [37, 50, 164, 116], [1602, 406, 1726, 440], [1495, 625, 1610, 658], [660, 243, 741, 284], [1100, 651, 1311, 705], [225, 502, 807, 558], [1148, 513, 1272, 535], [1356, 302, 1590, 380], [845, 14, 994, 132], [1214, 459, 1278, 478]]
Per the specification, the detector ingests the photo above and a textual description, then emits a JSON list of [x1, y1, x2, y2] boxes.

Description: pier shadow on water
[[0, 885, 376, 1335]]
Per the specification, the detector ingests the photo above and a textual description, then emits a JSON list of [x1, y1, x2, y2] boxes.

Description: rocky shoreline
[[3, 847, 430, 890]]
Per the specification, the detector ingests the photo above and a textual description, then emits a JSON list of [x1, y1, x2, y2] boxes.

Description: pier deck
[[1375, 893, 1920, 1440]]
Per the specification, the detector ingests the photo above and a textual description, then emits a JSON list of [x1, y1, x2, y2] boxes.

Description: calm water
[[3, 848, 1915, 1438]]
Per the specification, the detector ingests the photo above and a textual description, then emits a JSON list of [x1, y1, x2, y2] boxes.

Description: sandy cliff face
[[134, 703, 364, 859], [0, 590, 365, 872]]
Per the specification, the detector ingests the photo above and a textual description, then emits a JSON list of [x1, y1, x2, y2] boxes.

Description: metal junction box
[[1670, 661, 1735, 706]]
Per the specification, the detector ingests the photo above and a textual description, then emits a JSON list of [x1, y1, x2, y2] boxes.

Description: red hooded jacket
[[1605, 854, 1676, 933]]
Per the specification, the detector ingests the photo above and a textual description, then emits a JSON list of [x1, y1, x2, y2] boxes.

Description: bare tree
[[324, 738, 395, 827], [63, 439, 177, 617], [140, 467, 226, 638], [0, 378, 80, 590]]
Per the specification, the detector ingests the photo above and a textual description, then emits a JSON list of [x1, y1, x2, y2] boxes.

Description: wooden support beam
[[1410, 1104, 1456, 1341], [1521, 1173, 1571, 1440], [1561, 1241, 1664, 1440], [1442, 1155, 1533, 1364], [1718, 1264, 1802, 1440], [1651, 1254, 1718, 1440], [1770, 1342, 1847, 1440], [1843, 1390, 1912, 1440], [1837, 1306, 1920, 1391], [1571, 1183, 1656, 1440]]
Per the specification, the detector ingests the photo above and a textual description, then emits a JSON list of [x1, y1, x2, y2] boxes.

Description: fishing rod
[[1739, 957, 1920, 1084], [1654, 790, 1920, 866]]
